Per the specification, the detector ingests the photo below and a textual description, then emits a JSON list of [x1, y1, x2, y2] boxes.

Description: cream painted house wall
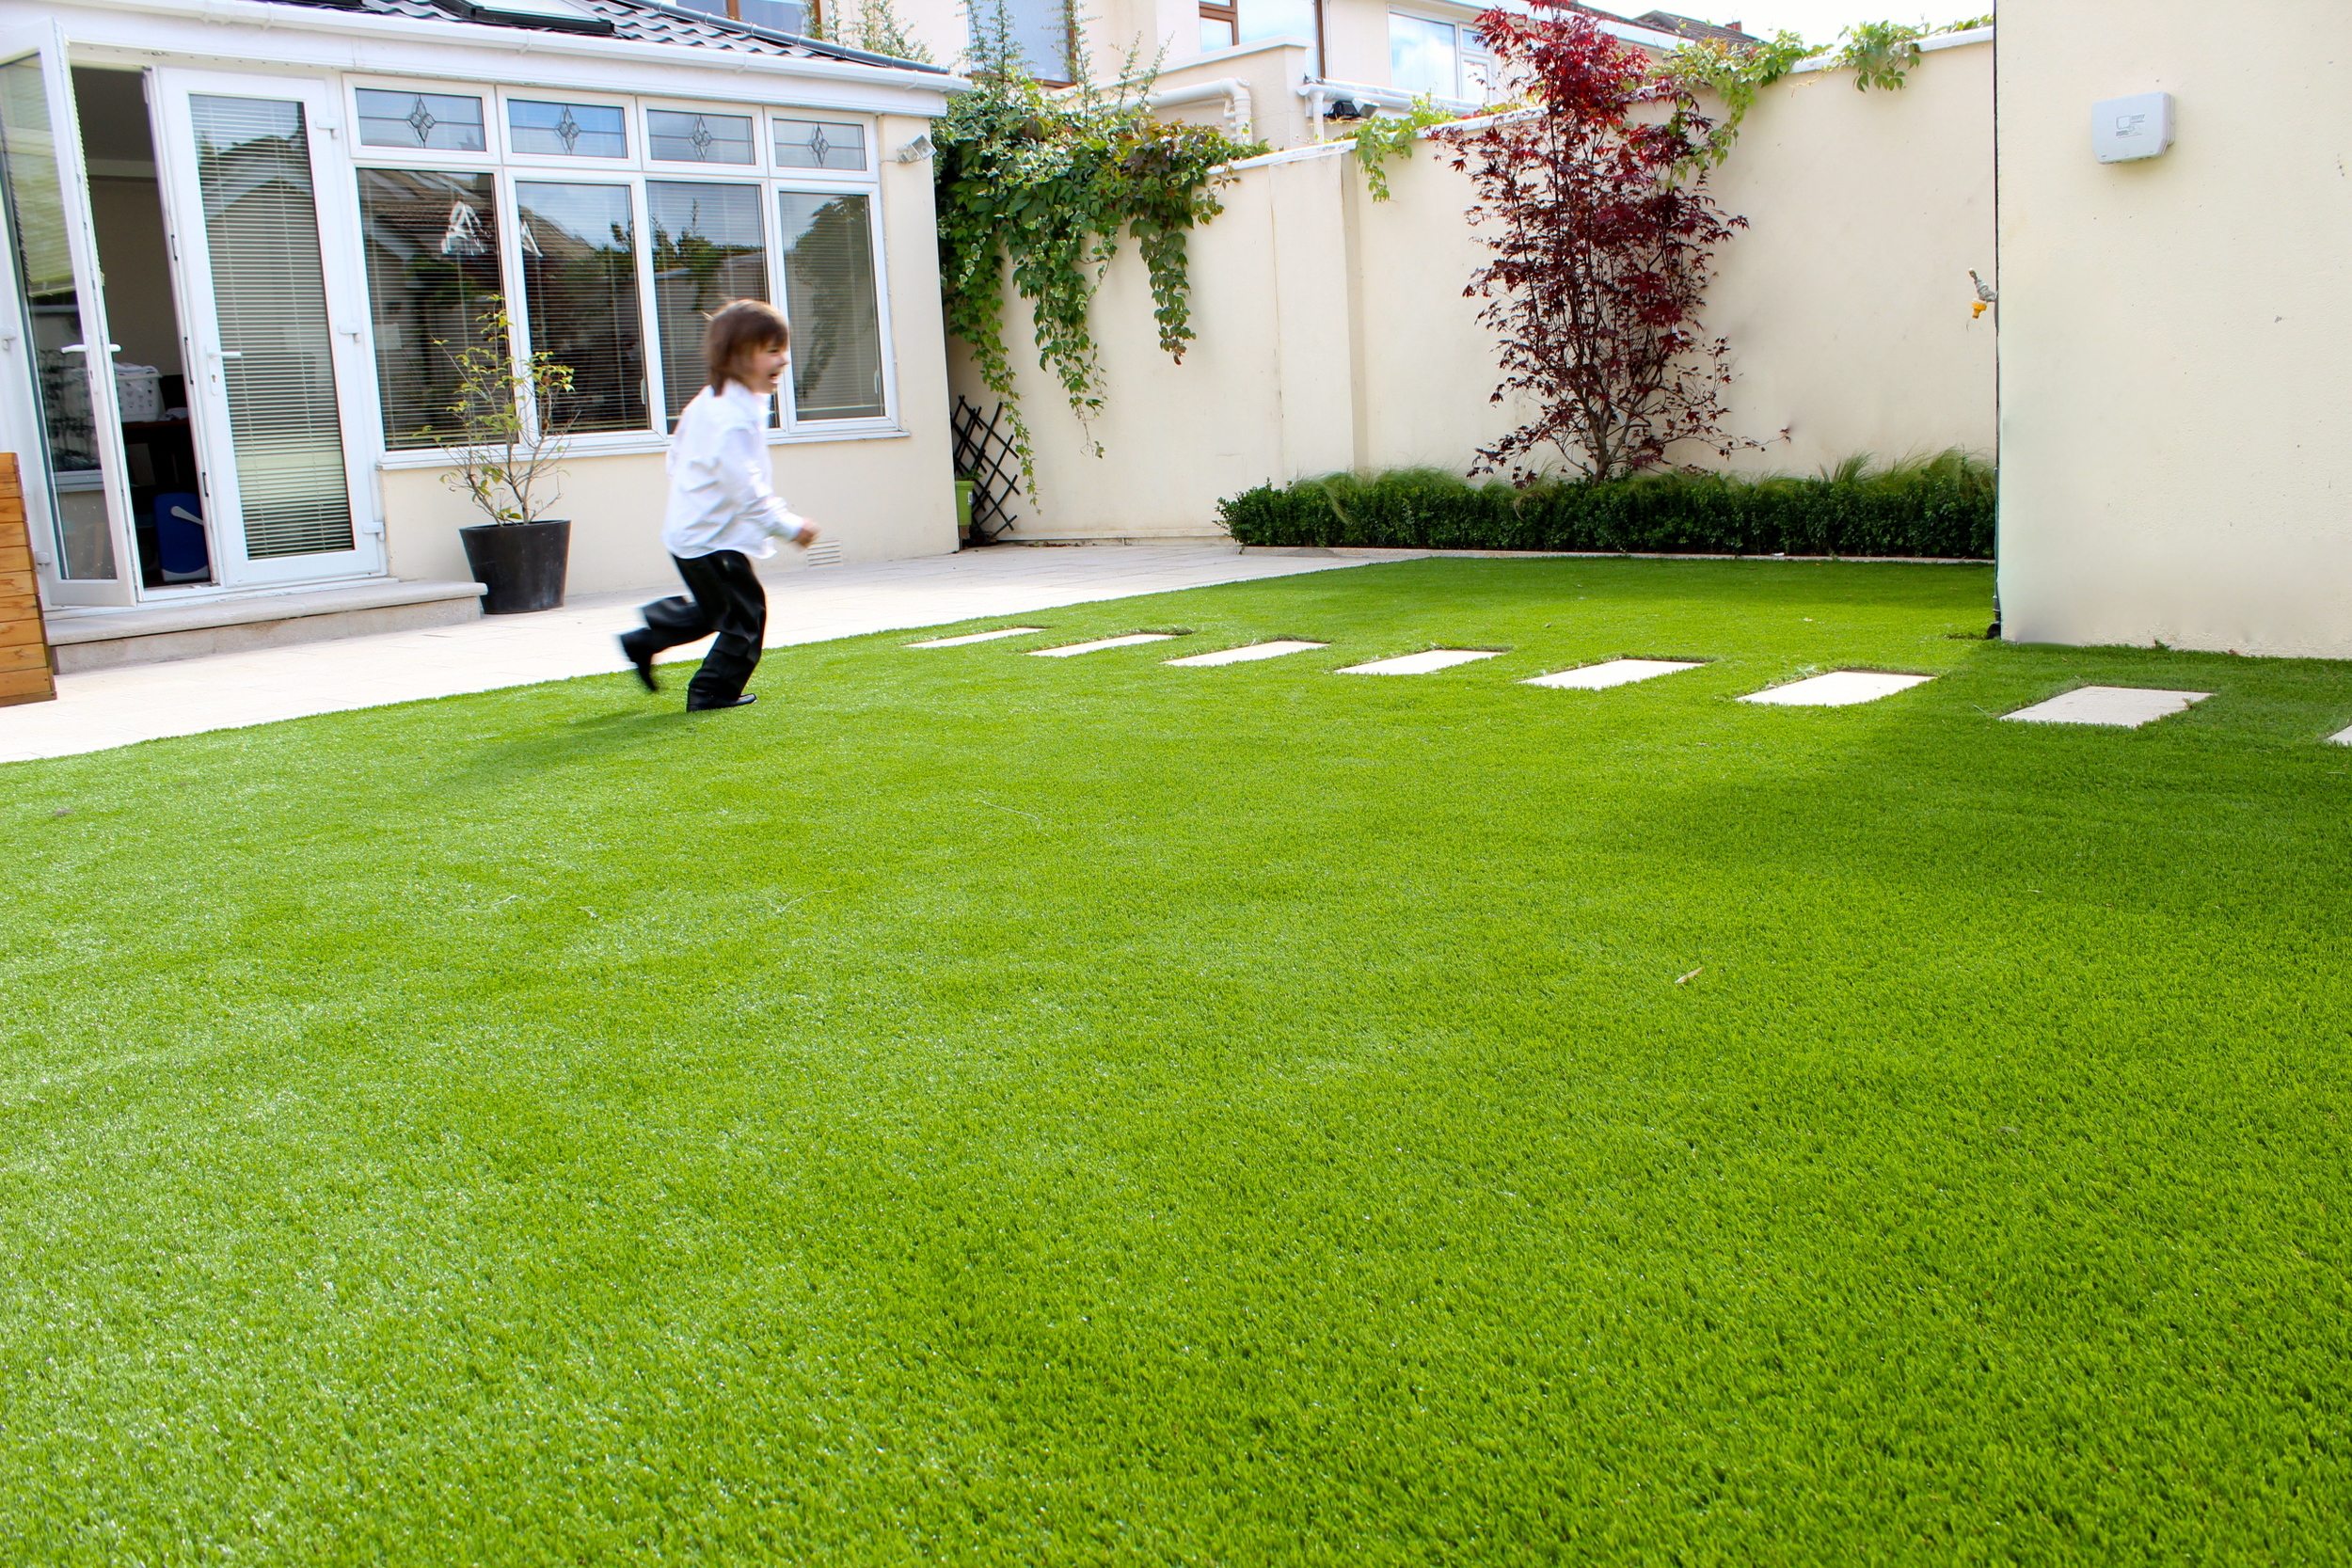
[[954, 39, 1995, 539], [1995, 0, 2352, 659], [385, 112, 958, 594]]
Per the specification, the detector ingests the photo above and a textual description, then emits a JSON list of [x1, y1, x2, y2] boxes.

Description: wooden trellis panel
[[950, 396, 1023, 543], [0, 452, 56, 706]]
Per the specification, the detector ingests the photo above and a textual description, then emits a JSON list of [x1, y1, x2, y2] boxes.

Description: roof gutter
[[53, 0, 970, 97]]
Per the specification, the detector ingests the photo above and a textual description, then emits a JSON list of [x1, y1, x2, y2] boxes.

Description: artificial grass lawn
[[5, 558, 2350, 1564]]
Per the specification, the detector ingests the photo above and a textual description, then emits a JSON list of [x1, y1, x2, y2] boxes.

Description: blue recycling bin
[[152, 490, 210, 583]]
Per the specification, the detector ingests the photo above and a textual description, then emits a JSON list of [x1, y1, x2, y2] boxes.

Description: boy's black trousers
[[626, 549, 767, 707]]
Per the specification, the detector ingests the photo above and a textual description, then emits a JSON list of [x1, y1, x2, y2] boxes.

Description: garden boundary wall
[[949, 35, 1996, 540], [1995, 0, 2352, 660]]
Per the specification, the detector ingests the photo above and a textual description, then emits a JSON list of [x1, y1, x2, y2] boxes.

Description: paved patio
[[1, 544, 1384, 765]]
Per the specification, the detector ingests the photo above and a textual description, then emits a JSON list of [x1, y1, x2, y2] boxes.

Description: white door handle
[[212, 349, 244, 359], [60, 342, 122, 355]]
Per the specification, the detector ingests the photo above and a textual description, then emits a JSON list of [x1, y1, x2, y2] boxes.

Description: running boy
[[620, 300, 818, 711]]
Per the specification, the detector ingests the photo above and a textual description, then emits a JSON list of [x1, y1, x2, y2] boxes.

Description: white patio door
[[151, 69, 381, 587], [0, 22, 137, 607]]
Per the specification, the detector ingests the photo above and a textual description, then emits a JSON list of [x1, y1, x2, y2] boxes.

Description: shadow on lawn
[[439, 705, 701, 791]]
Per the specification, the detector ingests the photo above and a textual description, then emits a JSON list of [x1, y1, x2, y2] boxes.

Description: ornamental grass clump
[[1218, 451, 1994, 559]]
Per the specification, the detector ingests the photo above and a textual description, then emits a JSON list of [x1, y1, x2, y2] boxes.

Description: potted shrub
[[439, 305, 577, 614]]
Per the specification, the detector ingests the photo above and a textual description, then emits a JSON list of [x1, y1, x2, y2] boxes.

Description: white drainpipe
[[1137, 78, 1255, 142]]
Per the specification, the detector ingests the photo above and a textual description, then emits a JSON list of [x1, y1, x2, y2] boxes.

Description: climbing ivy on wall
[[932, 5, 1263, 484]]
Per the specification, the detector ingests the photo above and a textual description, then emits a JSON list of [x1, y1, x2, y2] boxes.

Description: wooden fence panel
[[0, 451, 57, 706]]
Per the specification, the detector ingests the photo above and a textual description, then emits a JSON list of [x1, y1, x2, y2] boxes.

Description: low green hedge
[[1217, 452, 1994, 559]]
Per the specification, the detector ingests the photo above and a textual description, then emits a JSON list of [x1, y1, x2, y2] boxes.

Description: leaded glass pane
[[507, 99, 627, 158], [356, 89, 487, 152], [772, 119, 866, 171], [646, 109, 755, 165]]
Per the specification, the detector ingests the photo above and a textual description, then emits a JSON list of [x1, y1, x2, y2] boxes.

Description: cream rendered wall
[[955, 40, 1994, 538], [1995, 1, 2352, 658], [387, 113, 958, 594]]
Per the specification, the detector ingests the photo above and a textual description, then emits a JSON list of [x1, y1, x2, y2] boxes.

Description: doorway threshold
[[43, 578, 487, 673]]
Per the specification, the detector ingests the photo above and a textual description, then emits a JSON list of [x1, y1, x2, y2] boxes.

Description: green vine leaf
[[934, 1, 1264, 489]]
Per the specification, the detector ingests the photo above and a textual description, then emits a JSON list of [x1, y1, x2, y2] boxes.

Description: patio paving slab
[[1740, 671, 1933, 707], [2, 545, 1378, 764], [2332, 723, 2352, 746], [1164, 640, 1327, 667], [1031, 633, 1182, 657], [904, 626, 1046, 648], [1336, 649, 1505, 675], [2002, 686, 2213, 728], [1524, 658, 1704, 690]]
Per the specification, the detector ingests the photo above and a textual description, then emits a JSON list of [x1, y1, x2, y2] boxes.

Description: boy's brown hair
[[704, 299, 790, 394]]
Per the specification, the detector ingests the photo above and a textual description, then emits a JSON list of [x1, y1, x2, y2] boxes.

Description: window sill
[[376, 423, 911, 470]]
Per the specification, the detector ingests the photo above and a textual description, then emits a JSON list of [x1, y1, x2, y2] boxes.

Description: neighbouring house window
[[357, 170, 504, 449], [1389, 12, 1492, 100], [1237, 0, 1321, 73], [356, 88, 487, 152], [647, 181, 769, 424], [774, 118, 867, 171], [647, 109, 757, 165], [515, 182, 647, 432], [507, 98, 628, 158], [979, 0, 1072, 83], [675, 0, 810, 29], [1200, 2, 1236, 50], [778, 191, 883, 420]]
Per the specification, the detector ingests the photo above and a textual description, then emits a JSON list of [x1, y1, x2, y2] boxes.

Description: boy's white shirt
[[661, 381, 810, 560]]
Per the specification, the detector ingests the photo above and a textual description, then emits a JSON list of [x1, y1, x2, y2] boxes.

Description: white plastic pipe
[[1139, 77, 1254, 141]]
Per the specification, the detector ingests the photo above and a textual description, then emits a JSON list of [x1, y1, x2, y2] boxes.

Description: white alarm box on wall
[[2094, 92, 2174, 163]]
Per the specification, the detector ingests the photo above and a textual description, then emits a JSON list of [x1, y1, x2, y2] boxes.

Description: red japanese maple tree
[[1449, 3, 1748, 482]]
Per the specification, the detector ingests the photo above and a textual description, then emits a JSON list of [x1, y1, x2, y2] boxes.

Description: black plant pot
[[460, 519, 570, 615]]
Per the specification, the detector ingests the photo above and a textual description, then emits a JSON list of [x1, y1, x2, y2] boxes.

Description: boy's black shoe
[[687, 692, 757, 711], [619, 632, 659, 692]]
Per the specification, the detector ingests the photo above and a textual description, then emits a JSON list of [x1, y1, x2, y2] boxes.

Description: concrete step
[[43, 579, 485, 673]]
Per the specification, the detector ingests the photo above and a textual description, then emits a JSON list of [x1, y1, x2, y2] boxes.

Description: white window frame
[[643, 97, 771, 175], [347, 78, 500, 166], [768, 112, 877, 182], [771, 178, 897, 437], [495, 85, 639, 169], [352, 85, 900, 466]]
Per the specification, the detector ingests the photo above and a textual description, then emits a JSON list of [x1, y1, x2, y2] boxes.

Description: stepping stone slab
[[1524, 657, 1703, 690], [2002, 686, 2213, 728], [2333, 724, 2352, 747], [1740, 671, 1933, 706], [1335, 649, 1505, 675], [904, 627, 1044, 647], [1029, 634, 1180, 657], [1165, 640, 1327, 667]]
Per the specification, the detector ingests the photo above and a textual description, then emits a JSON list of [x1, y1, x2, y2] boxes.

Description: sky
[[1656, 4, 1981, 49]]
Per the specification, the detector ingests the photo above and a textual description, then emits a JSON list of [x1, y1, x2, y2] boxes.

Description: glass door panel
[[0, 24, 135, 606], [151, 70, 379, 587]]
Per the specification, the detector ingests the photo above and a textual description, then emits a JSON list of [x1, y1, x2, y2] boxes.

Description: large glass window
[[516, 182, 646, 433], [358, 170, 503, 450], [777, 191, 882, 421], [978, 0, 1072, 84], [507, 99, 627, 158], [1389, 13, 1460, 98], [356, 88, 487, 152], [648, 181, 767, 425]]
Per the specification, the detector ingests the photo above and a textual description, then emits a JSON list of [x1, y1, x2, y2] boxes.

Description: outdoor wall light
[[2093, 92, 2174, 163], [1326, 98, 1366, 120]]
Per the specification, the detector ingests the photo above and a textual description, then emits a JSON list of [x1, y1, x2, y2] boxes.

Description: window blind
[[358, 170, 503, 449], [778, 191, 884, 421], [516, 181, 647, 433], [647, 181, 767, 425], [190, 94, 354, 560]]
